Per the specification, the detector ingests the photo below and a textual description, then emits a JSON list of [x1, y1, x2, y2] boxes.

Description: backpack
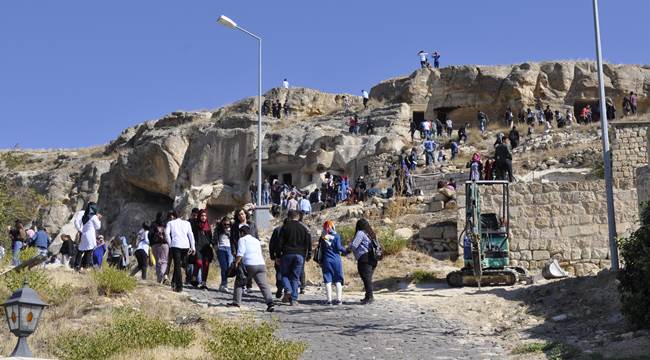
[[368, 236, 383, 263], [148, 224, 165, 245]]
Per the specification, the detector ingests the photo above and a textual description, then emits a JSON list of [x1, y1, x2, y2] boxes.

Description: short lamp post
[[3, 281, 48, 357]]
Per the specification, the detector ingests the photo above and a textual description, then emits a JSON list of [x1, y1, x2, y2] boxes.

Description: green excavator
[[446, 180, 530, 288]]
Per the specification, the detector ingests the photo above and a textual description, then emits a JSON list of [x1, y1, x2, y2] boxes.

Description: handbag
[[313, 239, 323, 265]]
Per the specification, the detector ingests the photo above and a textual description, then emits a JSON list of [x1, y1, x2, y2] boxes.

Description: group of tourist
[[6, 219, 52, 266], [262, 98, 290, 119], [417, 50, 441, 69], [10, 199, 382, 312]]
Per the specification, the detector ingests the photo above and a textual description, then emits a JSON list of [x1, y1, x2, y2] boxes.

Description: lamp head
[[217, 15, 237, 29]]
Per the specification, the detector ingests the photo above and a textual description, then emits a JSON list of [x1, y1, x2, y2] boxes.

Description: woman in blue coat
[[318, 220, 347, 305]]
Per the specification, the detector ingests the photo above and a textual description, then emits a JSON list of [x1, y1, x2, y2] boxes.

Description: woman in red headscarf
[[193, 209, 214, 289]]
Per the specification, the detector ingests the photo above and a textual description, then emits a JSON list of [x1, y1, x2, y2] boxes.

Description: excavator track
[[446, 268, 520, 287]]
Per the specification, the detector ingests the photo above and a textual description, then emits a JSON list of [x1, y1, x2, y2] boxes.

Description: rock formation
[[371, 61, 650, 122], [0, 61, 648, 243]]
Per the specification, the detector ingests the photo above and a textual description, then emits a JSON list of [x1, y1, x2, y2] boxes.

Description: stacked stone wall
[[456, 181, 638, 276], [612, 121, 649, 189]]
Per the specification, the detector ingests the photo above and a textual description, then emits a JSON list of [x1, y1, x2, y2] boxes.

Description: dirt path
[[186, 285, 506, 360]]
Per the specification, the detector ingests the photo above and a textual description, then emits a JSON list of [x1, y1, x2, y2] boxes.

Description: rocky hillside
[[0, 61, 648, 240]]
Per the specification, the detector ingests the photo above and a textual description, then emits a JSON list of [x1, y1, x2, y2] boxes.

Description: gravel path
[[186, 285, 507, 360]]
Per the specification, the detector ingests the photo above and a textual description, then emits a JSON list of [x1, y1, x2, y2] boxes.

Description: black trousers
[[170, 247, 189, 291], [131, 249, 148, 280], [357, 253, 376, 300], [496, 160, 513, 182], [75, 250, 93, 269]]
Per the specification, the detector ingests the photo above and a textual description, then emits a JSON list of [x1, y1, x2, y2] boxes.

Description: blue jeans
[[425, 151, 434, 166], [280, 254, 304, 301], [262, 191, 270, 205], [216, 247, 233, 287], [12, 241, 23, 266]]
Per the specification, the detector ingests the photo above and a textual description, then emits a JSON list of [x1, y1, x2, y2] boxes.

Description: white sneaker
[[219, 285, 229, 293]]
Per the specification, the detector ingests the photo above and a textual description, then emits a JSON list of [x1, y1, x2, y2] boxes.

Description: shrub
[[92, 267, 136, 295], [18, 246, 39, 262], [0, 179, 49, 249], [410, 270, 441, 283], [511, 341, 580, 359], [2, 267, 50, 293], [55, 308, 195, 360], [591, 158, 605, 179], [205, 319, 306, 360], [337, 225, 355, 246], [377, 227, 409, 256], [618, 202, 650, 329]]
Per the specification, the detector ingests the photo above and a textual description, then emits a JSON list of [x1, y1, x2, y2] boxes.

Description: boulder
[[394, 228, 414, 240]]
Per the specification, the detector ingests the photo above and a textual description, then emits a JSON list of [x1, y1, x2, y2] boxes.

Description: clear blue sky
[[1, 0, 647, 149]]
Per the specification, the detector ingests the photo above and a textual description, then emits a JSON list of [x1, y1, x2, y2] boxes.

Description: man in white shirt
[[361, 90, 369, 108], [298, 194, 311, 221], [418, 50, 429, 68], [165, 210, 195, 292], [283, 78, 289, 89]]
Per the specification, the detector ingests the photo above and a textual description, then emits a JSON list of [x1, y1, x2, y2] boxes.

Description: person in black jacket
[[508, 126, 520, 149], [278, 210, 312, 305], [269, 218, 288, 298], [495, 138, 513, 182]]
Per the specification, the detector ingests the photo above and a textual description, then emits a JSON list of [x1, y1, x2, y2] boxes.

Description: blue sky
[[1, 0, 647, 149]]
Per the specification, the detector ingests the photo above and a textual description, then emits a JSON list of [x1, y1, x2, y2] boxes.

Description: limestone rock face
[[118, 131, 189, 197], [371, 61, 650, 121]]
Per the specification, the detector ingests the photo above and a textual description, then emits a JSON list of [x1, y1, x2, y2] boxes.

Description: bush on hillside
[[336, 225, 408, 256], [54, 308, 195, 360], [377, 227, 409, 256], [92, 267, 136, 296], [336, 225, 355, 246], [0, 179, 49, 249], [618, 202, 650, 329], [205, 319, 305, 360]]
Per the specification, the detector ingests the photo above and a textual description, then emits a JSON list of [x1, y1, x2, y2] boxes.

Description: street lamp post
[[592, 0, 619, 270], [217, 15, 271, 230]]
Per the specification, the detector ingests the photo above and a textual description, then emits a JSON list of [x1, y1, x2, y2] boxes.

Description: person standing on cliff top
[[432, 51, 441, 68], [282, 78, 289, 89], [418, 50, 429, 68], [361, 90, 369, 108]]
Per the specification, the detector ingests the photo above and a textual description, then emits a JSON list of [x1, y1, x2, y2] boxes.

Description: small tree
[[618, 202, 650, 329]]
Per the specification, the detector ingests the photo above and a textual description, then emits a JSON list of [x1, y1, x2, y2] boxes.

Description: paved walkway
[[186, 285, 506, 360]]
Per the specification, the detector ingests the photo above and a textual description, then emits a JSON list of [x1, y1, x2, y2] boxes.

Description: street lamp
[[592, 0, 619, 270], [217, 14, 271, 230], [2, 281, 48, 357]]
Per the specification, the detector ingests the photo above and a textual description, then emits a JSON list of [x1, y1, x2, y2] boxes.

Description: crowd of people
[[6, 202, 383, 311]]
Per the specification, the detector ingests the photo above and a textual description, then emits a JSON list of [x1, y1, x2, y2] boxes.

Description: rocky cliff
[[371, 61, 650, 121], [1, 61, 648, 240]]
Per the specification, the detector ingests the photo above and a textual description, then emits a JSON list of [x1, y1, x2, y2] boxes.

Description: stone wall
[[636, 124, 650, 206], [611, 121, 650, 188], [413, 221, 458, 259], [456, 181, 639, 276]]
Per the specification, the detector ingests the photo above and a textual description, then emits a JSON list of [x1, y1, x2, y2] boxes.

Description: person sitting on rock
[[437, 149, 446, 163], [526, 108, 535, 125]]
